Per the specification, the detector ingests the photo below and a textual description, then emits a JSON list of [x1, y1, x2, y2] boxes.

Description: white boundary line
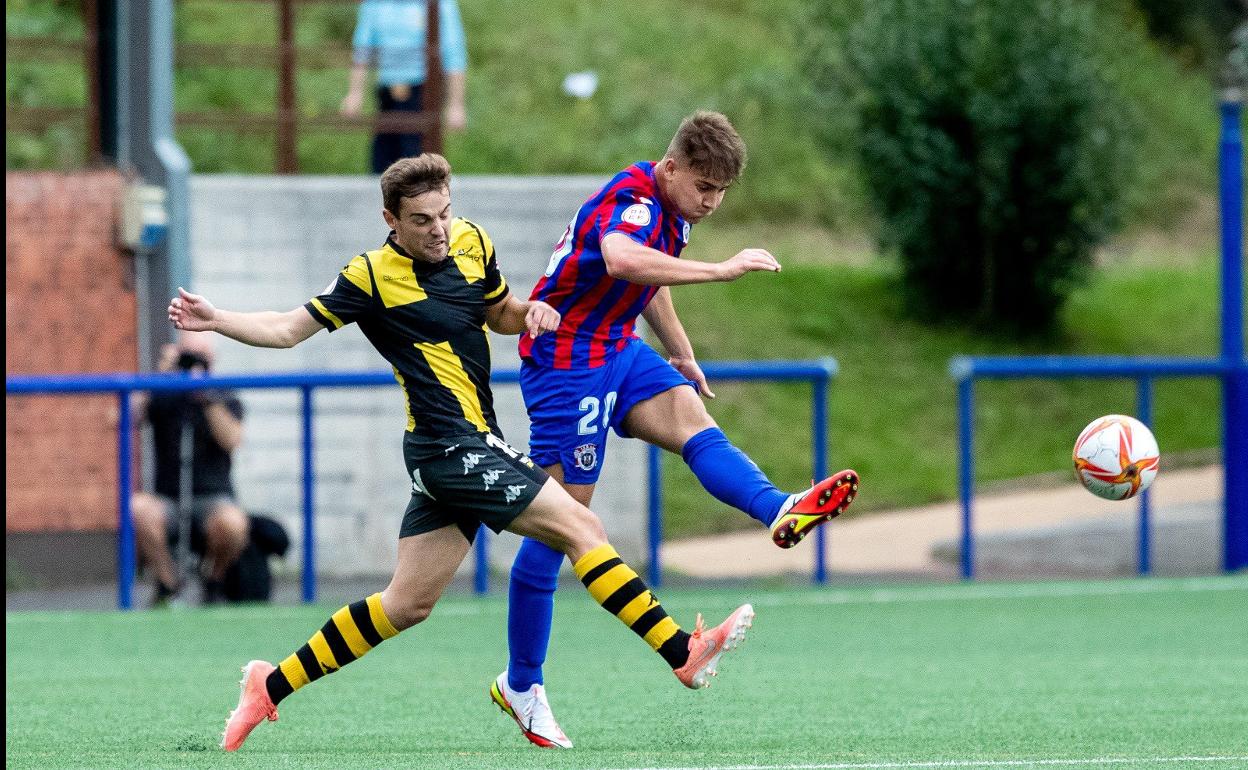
[[617, 756, 1248, 770]]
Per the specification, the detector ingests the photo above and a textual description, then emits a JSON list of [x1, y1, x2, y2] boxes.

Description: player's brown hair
[[664, 111, 747, 182], [380, 154, 452, 215]]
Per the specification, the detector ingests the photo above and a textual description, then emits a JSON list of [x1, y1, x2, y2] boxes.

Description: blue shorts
[[521, 338, 696, 484]]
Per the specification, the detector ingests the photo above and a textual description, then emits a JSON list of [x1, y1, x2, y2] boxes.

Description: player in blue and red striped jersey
[[489, 111, 861, 749]]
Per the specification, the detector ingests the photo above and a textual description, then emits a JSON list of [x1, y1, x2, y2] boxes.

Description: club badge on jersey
[[573, 443, 599, 471]]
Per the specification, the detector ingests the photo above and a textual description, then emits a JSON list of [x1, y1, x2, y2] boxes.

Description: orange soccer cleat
[[673, 603, 754, 689], [221, 660, 279, 751], [770, 470, 859, 549]]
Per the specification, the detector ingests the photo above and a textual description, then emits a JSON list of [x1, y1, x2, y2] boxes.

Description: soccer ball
[[1072, 414, 1160, 501]]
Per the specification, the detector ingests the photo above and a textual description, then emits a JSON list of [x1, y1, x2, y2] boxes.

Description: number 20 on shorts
[[578, 392, 617, 435]]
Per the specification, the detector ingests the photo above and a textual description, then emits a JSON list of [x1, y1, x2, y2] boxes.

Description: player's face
[[384, 187, 453, 263], [657, 158, 732, 223]]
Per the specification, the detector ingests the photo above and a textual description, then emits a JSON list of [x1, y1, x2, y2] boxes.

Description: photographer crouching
[[131, 332, 249, 606]]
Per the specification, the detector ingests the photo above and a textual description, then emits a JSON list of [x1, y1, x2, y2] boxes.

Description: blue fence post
[[647, 443, 663, 588], [117, 390, 135, 610], [1219, 96, 1247, 572], [474, 525, 489, 595], [300, 386, 316, 604], [958, 376, 976, 580], [1136, 377, 1153, 576], [812, 373, 829, 585]]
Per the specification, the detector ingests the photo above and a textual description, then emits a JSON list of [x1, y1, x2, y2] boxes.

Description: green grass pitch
[[7, 576, 1247, 769]]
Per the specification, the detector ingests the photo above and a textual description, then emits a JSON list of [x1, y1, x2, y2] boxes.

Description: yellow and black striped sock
[[574, 544, 692, 670], [264, 592, 399, 705]]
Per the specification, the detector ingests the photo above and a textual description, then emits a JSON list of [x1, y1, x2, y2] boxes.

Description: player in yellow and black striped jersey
[[168, 153, 754, 753], [305, 218, 508, 439]]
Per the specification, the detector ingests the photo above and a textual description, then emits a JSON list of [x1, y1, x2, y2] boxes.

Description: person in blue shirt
[[341, 0, 469, 172]]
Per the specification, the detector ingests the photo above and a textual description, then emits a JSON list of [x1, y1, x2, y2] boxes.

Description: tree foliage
[[824, 0, 1138, 332]]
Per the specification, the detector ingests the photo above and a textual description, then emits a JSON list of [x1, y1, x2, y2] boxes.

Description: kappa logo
[[382, 273, 416, 282], [504, 483, 528, 504], [481, 468, 504, 489], [621, 203, 651, 227], [573, 443, 598, 472], [410, 468, 435, 499], [682, 222, 691, 242], [462, 452, 486, 474]]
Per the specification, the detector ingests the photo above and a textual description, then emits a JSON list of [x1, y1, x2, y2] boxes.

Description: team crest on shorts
[[573, 443, 598, 472]]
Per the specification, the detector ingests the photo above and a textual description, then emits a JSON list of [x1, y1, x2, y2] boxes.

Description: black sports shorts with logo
[[400, 431, 549, 542]]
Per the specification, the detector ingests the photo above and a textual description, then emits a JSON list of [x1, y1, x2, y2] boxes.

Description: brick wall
[[6, 171, 137, 532]]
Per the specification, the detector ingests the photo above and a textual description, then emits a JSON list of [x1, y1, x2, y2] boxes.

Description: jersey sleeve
[[480, 230, 509, 305], [599, 186, 662, 246], [304, 254, 374, 331]]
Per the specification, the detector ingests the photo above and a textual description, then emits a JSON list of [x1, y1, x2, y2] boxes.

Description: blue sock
[[681, 427, 790, 527], [506, 537, 564, 692]]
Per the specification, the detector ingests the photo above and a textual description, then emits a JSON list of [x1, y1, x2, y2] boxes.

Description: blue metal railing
[[949, 97, 1245, 579], [7, 359, 836, 608], [949, 356, 1243, 579], [643, 359, 838, 587]]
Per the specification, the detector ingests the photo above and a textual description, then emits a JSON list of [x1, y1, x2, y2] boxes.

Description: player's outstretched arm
[[601, 233, 781, 287], [169, 287, 323, 349], [484, 294, 560, 338], [642, 288, 715, 399]]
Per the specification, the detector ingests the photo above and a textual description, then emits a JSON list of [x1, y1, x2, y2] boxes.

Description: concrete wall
[[190, 175, 649, 577]]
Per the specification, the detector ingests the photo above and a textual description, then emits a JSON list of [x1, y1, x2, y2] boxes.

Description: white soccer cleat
[[488, 671, 573, 749]]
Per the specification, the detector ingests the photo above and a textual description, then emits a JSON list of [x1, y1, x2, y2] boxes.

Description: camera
[[177, 351, 211, 373]]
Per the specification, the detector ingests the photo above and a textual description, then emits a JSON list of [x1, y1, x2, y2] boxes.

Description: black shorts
[[401, 431, 549, 542]]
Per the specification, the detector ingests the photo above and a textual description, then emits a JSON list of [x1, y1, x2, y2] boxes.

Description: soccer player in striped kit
[[490, 111, 859, 748], [169, 154, 754, 752]]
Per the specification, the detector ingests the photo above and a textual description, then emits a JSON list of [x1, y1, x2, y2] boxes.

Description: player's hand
[[670, 356, 715, 400], [525, 301, 560, 339], [169, 287, 218, 332], [717, 248, 781, 282]]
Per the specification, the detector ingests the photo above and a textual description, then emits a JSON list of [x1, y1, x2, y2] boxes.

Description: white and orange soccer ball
[[1073, 414, 1160, 501]]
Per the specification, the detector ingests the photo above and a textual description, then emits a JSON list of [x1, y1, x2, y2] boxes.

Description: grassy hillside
[[660, 224, 1225, 538], [6, 0, 1222, 230], [6, 0, 1232, 539]]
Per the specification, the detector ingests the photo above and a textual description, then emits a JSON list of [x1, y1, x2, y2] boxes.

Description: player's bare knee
[[382, 596, 435, 631], [564, 504, 607, 554]]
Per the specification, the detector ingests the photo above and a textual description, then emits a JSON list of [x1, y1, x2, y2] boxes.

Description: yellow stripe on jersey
[[453, 252, 486, 282], [373, 249, 429, 308], [415, 340, 489, 432], [483, 276, 508, 301], [392, 368, 417, 432], [310, 298, 344, 329], [341, 254, 373, 296]]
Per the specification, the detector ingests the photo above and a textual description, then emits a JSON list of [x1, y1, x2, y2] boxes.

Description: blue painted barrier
[[8, 359, 837, 608], [646, 359, 838, 587], [950, 355, 1243, 579], [949, 98, 1245, 578]]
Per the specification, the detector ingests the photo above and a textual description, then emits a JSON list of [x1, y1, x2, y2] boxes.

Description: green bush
[[839, 0, 1138, 332]]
